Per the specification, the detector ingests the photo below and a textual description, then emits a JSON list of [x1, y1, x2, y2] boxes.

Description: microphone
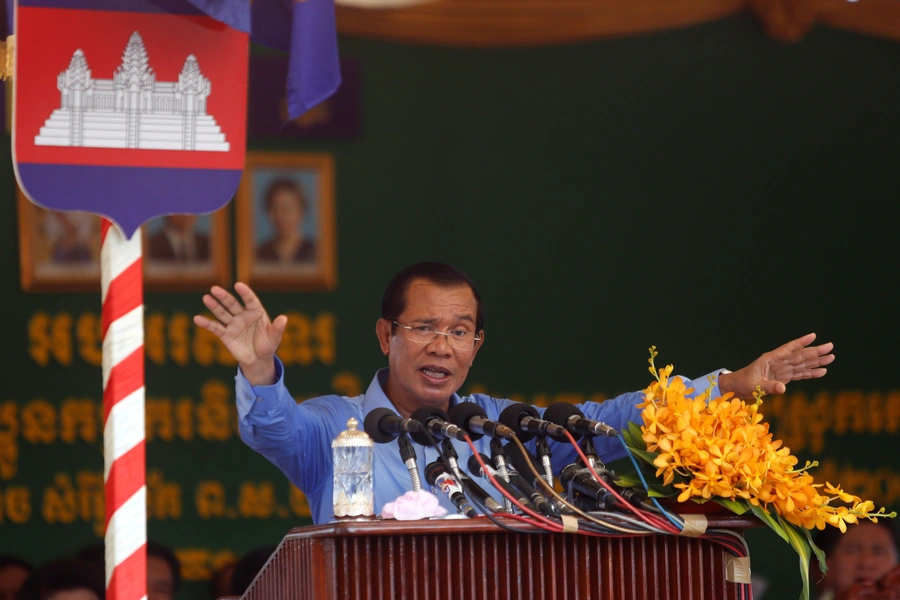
[[448, 403, 515, 441], [397, 435, 421, 492], [425, 461, 475, 518], [363, 407, 423, 444], [543, 403, 619, 438], [441, 439, 503, 513], [502, 442, 558, 516], [559, 464, 644, 510], [506, 466, 558, 517], [408, 407, 468, 446], [467, 453, 535, 513], [498, 403, 567, 442]]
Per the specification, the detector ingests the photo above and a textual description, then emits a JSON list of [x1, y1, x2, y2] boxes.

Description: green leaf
[[713, 498, 751, 516], [748, 503, 790, 544], [801, 526, 828, 582], [776, 513, 813, 600], [614, 469, 676, 499], [629, 447, 661, 468], [626, 421, 647, 451]]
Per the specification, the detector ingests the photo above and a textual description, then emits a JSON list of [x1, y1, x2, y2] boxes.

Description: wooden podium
[[236, 514, 756, 600]]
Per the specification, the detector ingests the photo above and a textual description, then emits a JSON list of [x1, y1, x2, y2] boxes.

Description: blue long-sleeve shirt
[[236, 359, 723, 524]]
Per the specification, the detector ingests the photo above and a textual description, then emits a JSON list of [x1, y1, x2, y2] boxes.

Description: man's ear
[[470, 330, 485, 366], [376, 319, 392, 356]]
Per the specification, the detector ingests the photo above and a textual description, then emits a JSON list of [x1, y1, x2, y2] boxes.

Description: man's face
[[377, 280, 483, 416], [147, 556, 175, 600], [827, 522, 898, 593]]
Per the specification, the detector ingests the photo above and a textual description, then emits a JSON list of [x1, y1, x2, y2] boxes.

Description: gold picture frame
[[236, 152, 336, 291], [17, 187, 102, 292], [142, 207, 231, 291]]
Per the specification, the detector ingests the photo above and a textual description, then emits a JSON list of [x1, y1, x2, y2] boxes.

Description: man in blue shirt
[[194, 262, 835, 524]]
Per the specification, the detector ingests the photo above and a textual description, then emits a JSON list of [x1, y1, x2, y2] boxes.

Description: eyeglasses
[[392, 321, 481, 351]]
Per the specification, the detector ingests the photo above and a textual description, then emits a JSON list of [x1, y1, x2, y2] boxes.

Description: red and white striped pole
[[100, 219, 146, 600]]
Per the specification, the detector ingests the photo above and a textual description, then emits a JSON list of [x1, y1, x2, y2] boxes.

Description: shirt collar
[[361, 368, 462, 417]]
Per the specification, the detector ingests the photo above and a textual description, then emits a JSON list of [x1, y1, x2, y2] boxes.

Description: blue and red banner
[[13, 0, 249, 237]]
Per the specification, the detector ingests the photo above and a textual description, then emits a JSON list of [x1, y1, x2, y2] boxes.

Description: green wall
[[1, 14, 898, 599]]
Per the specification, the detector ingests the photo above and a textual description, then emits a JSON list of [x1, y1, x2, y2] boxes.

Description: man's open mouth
[[420, 367, 450, 380]]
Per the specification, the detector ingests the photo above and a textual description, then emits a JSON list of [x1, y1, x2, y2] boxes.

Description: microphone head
[[504, 442, 544, 482], [498, 403, 541, 442], [543, 403, 585, 441], [409, 407, 451, 446], [424, 460, 448, 486], [466, 453, 491, 478], [447, 402, 488, 441], [363, 407, 402, 444], [558, 463, 580, 488]]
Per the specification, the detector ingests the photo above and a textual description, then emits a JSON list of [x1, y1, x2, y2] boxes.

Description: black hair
[[15, 559, 105, 600], [263, 179, 307, 214], [381, 262, 485, 332]]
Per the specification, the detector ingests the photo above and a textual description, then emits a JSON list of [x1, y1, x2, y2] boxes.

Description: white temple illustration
[[34, 32, 229, 151]]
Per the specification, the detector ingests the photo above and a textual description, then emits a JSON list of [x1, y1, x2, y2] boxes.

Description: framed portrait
[[236, 152, 336, 291], [17, 187, 101, 291], [142, 207, 231, 291]]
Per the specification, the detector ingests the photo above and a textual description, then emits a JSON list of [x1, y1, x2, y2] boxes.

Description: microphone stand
[[489, 439, 514, 513], [397, 435, 421, 492], [535, 438, 554, 488]]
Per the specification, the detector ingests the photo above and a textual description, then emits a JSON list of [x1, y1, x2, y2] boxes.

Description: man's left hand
[[718, 333, 835, 398]]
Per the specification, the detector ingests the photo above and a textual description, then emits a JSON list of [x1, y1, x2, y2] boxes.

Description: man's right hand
[[193, 282, 287, 386]]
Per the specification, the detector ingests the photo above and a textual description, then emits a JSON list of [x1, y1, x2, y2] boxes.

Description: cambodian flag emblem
[[13, 0, 249, 237]]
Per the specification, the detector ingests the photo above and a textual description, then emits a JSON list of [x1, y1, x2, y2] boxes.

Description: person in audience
[[146, 542, 180, 600], [15, 559, 103, 600], [74, 541, 180, 600], [814, 520, 900, 599], [0, 556, 32, 600]]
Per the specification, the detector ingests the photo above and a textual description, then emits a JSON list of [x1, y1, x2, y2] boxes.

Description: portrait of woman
[[256, 179, 316, 264], [236, 152, 336, 291]]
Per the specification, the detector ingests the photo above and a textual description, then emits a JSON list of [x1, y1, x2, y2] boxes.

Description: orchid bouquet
[[618, 347, 896, 600]]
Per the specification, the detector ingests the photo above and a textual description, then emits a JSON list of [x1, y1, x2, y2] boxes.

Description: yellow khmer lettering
[[331, 371, 362, 398], [60, 399, 97, 443], [238, 481, 275, 518], [146, 313, 167, 365], [197, 381, 233, 441], [146, 398, 174, 442], [22, 400, 57, 444], [195, 481, 226, 518], [175, 548, 211, 581], [76, 312, 102, 366], [0, 486, 32, 524], [0, 402, 19, 480], [43, 473, 77, 524], [147, 470, 182, 520], [169, 313, 191, 366]]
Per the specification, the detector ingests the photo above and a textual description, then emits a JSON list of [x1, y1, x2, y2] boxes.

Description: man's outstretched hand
[[193, 282, 287, 386], [719, 333, 835, 398]]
